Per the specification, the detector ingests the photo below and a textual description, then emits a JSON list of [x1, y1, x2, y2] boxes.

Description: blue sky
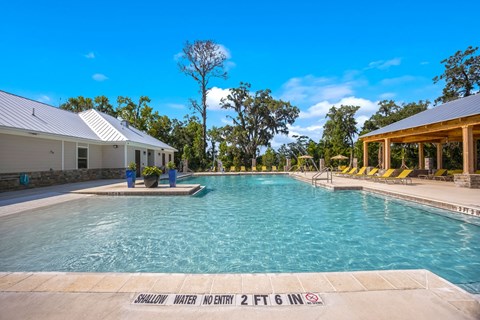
[[1, 0, 478, 147]]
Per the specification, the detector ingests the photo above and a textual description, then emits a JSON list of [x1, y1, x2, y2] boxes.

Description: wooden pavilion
[[359, 94, 480, 188]]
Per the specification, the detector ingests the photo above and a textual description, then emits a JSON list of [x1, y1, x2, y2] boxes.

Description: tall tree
[[357, 100, 429, 168], [323, 105, 360, 166], [59, 96, 93, 113], [177, 40, 228, 162], [220, 83, 299, 163], [94, 96, 116, 116], [207, 126, 223, 166], [116, 96, 152, 131], [433, 46, 480, 104], [170, 115, 204, 169]]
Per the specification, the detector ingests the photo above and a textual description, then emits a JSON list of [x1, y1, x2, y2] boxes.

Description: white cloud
[[367, 58, 401, 70], [270, 134, 295, 149], [206, 87, 231, 110], [300, 96, 378, 119], [420, 61, 429, 65], [280, 75, 354, 104], [92, 73, 108, 81], [37, 95, 51, 103], [217, 44, 231, 59], [380, 75, 417, 86], [220, 117, 233, 125], [355, 115, 370, 129], [85, 52, 95, 59], [173, 51, 183, 61], [379, 92, 396, 99]]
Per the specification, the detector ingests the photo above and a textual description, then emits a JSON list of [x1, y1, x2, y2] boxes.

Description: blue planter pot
[[126, 170, 136, 188], [168, 169, 177, 187]]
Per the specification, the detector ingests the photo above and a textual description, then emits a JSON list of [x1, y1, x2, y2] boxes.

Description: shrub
[[142, 166, 162, 176]]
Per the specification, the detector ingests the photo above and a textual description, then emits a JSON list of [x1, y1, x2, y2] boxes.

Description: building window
[[168, 154, 172, 162], [78, 147, 88, 169]]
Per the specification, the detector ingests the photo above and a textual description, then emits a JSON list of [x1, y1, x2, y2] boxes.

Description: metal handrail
[[312, 167, 333, 186]]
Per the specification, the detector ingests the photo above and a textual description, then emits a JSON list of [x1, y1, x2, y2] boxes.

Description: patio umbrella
[[331, 154, 348, 160], [298, 155, 313, 159]]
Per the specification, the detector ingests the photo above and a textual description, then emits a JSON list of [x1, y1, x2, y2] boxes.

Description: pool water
[[0, 175, 479, 293]]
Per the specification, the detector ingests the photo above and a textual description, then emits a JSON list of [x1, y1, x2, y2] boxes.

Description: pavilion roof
[[360, 94, 480, 139]]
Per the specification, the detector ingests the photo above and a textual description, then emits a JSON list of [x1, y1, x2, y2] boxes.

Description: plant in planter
[[142, 166, 162, 188], [166, 161, 177, 187], [125, 162, 137, 188]]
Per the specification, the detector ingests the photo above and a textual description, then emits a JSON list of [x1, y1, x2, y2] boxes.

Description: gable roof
[[0, 90, 176, 151], [80, 110, 176, 150], [0, 90, 100, 140], [360, 93, 480, 139]]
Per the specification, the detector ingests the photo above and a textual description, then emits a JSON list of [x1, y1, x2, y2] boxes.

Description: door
[[135, 150, 141, 177]]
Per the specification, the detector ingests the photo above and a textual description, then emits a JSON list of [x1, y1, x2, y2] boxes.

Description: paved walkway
[[1, 270, 479, 319], [291, 172, 480, 218], [0, 174, 479, 319]]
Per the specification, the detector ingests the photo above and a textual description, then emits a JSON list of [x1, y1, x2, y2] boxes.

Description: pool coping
[[1, 176, 480, 318], [0, 269, 478, 319]]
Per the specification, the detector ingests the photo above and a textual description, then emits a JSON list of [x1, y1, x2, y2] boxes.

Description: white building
[[0, 90, 176, 190]]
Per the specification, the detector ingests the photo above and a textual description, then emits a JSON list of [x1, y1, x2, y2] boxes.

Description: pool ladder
[[312, 167, 333, 186]]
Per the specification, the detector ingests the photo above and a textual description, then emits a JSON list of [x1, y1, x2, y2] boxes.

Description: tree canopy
[[322, 105, 360, 166], [177, 40, 228, 163], [220, 83, 300, 164], [433, 46, 480, 104]]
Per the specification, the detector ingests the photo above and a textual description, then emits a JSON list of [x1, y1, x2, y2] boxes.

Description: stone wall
[[0, 168, 125, 192], [454, 174, 480, 189]]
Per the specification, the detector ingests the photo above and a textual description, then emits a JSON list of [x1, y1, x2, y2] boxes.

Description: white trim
[[124, 143, 128, 168], [61, 140, 64, 170]]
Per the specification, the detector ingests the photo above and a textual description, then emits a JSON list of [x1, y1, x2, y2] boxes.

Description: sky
[[1, 0, 479, 148]]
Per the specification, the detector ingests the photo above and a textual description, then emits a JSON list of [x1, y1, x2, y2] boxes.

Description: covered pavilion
[[359, 94, 480, 188]]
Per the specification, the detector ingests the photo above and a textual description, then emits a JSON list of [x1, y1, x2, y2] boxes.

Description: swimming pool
[[0, 175, 479, 293]]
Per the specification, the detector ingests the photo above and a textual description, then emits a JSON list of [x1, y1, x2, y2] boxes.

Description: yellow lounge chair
[[348, 166, 366, 178], [230, 166, 236, 172], [372, 169, 396, 182], [340, 168, 357, 176], [434, 169, 462, 181], [262, 166, 268, 172], [252, 166, 257, 172], [418, 169, 447, 179], [334, 167, 351, 176], [385, 169, 413, 184], [240, 166, 246, 172], [361, 167, 379, 179], [272, 166, 278, 172]]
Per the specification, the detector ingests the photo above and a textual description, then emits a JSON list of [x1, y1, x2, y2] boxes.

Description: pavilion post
[[462, 125, 474, 174], [436, 143, 443, 169], [363, 141, 369, 167], [418, 143, 424, 169], [384, 138, 391, 169], [475, 138, 479, 171]]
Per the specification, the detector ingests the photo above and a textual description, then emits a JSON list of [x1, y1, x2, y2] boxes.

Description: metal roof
[[0, 90, 100, 140], [360, 93, 480, 138], [80, 110, 177, 151], [0, 90, 177, 151]]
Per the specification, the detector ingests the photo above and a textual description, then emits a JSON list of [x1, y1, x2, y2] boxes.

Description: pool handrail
[[312, 166, 333, 186]]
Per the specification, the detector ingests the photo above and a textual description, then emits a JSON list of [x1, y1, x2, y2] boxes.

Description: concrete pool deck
[[0, 270, 479, 319], [0, 174, 479, 319]]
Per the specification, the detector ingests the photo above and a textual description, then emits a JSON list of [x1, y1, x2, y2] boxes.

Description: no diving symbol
[[304, 293, 323, 305]]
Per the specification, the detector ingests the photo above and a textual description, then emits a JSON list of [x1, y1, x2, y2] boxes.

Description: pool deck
[[0, 173, 479, 319], [0, 269, 478, 319]]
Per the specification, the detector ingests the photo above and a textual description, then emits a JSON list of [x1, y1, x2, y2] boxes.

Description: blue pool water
[[0, 175, 479, 293]]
